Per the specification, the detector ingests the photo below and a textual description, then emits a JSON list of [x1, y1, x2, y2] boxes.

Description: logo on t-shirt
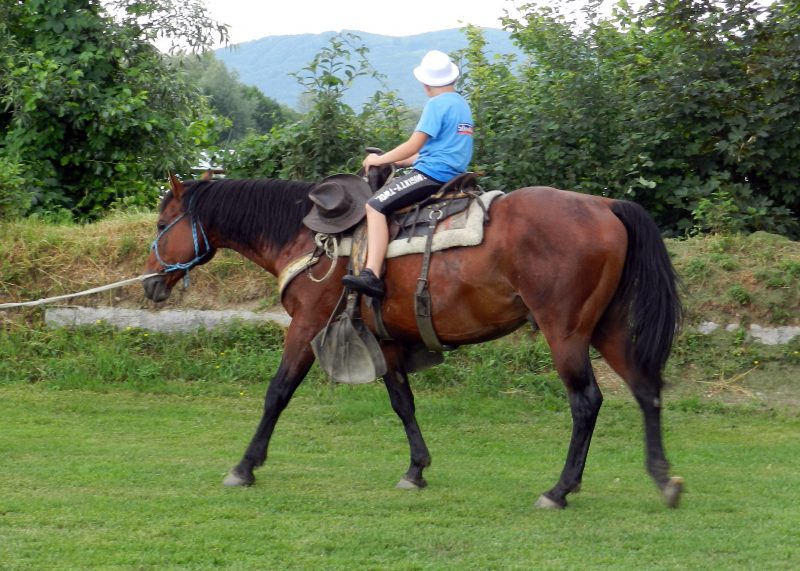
[[457, 123, 474, 135]]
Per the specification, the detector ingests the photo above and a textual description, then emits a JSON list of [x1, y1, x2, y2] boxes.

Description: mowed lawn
[[0, 381, 798, 570]]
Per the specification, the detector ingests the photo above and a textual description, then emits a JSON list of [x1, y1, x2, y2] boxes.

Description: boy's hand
[[362, 152, 383, 173]]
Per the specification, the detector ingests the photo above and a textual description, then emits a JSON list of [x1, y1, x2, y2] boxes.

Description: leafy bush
[[3, 0, 799, 240], [0, 156, 29, 220], [460, 0, 800, 237]]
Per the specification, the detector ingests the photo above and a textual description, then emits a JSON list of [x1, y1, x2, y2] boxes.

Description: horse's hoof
[[395, 477, 425, 490], [662, 476, 684, 508], [534, 494, 564, 510], [223, 469, 254, 487]]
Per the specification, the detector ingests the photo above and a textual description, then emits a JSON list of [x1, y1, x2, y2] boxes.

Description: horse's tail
[[609, 200, 683, 378]]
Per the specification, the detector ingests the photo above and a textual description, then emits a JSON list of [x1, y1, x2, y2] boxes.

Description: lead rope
[[0, 273, 161, 310]]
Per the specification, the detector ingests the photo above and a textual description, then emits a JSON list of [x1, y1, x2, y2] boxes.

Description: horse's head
[[143, 174, 216, 302]]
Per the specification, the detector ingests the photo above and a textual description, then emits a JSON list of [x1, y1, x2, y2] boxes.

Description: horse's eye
[[157, 222, 167, 232]]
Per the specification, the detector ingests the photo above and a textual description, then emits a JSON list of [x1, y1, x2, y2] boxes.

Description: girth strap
[[414, 215, 446, 352]]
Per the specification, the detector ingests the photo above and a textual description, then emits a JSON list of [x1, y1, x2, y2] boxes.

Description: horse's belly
[[372, 275, 528, 345], [373, 231, 528, 345]]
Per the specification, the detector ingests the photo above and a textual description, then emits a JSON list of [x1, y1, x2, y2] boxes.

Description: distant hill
[[214, 28, 522, 110]]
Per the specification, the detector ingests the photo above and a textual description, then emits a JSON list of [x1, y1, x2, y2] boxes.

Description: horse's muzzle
[[142, 274, 172, 302]]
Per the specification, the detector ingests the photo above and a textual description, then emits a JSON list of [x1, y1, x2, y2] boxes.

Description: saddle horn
[[361, 147, 395, 192]]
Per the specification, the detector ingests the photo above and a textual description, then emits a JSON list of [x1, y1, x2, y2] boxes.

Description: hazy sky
[[202, 0, 530, 45]]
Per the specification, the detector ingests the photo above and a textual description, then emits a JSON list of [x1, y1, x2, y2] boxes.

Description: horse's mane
[[169, 178, 316, 250]]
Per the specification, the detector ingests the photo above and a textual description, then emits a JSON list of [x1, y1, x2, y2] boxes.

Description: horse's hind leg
[[536, 336, 603, 509], [592, 324, 683, 507], [382, 346, 431, 489]]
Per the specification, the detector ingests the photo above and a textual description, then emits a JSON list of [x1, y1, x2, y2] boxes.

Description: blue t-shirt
[[413, 92, 473, 183]]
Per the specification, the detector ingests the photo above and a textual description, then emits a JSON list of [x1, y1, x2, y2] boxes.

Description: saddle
[[390, 173, 480, 241], [345, 172, 484, 297], [303, 170, 493, 382]]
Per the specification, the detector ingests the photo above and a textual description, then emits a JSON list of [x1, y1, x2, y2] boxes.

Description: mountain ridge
[[214, 28, 522, 110]]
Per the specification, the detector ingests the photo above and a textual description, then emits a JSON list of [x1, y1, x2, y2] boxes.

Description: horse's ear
[[168, 172, 185, 200]]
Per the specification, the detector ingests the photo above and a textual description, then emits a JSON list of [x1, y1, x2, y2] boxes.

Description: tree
[[463, 0, 799, 236], [0, 0, 228, 218]]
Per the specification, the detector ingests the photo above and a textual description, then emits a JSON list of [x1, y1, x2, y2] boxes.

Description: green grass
[[0, 322, 281, 395], [1, 384, 798, 570], [3, 321, 796, 408], [668, 231, 800, 326], [1, 323, 799, 570]]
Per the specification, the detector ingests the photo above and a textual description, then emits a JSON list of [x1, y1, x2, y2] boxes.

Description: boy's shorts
[[367, 170, 443, 215]]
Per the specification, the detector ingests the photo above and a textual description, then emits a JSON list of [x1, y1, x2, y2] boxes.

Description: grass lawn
[[1, 380, 798, 570]]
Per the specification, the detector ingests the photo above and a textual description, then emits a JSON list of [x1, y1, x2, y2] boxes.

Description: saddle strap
[[370, 296, 393, 342], [414, 217, 446, 352]]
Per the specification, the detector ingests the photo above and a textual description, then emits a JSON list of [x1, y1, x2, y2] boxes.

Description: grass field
[[1, 326, 799, 570], [1, 384, 798, 570]]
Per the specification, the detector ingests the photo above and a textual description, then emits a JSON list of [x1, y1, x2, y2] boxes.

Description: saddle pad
[[277, 190, 504, 298], [341, 190, 504, 259]]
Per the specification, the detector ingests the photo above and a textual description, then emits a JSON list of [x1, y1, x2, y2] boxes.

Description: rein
[[151, 197, 212, 286]]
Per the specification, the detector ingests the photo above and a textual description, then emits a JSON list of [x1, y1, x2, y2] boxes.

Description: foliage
[[224, 33, 408, 180], [0, 156, 29, 220], [181, 53, 299, 144], [2, 1, 798, 238], [104, 0, 228, 54], [0, 0, 228, 218], [461, 0, 799, 237]]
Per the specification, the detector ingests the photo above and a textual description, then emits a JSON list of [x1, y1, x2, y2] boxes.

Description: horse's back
[[487, 186, 626, 262]]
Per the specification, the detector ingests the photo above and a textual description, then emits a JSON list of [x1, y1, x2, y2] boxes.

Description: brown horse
[[143, 173, 683, 509]]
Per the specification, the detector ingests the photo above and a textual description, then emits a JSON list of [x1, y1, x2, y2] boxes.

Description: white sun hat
[[413, 50, 460, 87]]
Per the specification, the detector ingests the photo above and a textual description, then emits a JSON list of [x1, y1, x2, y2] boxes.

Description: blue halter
[[150, 198, 212, 287]]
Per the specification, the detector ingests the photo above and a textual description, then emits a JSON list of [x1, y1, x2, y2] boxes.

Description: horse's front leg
[[223, 324, 316, 487], [382, 346, 432, 489]]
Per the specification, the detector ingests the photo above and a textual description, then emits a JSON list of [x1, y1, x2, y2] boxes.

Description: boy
[[343, 49, 474, 297]]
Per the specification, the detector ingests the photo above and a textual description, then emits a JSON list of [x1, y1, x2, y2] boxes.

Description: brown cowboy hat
[[303, 174, 373, 234]]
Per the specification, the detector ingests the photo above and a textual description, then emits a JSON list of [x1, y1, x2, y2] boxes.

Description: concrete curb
[[695, 321, 799, 345], [44, 307, 799, 345], [45, 306, 291, 333]]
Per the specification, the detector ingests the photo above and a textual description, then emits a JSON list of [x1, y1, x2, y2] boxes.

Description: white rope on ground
[[0, 273, 161, 310]]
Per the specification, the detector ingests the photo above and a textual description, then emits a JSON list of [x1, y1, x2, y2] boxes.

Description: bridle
[[150, 196, 213, 285]]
